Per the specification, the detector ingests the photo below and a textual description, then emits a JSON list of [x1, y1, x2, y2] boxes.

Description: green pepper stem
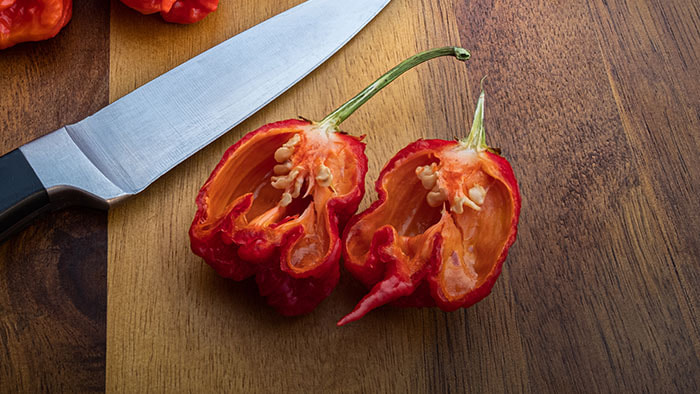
[[461, 87, 487, 151], [318, 46, 471, 130]]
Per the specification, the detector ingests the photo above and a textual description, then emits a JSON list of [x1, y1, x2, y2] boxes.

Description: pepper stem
[[460, 85, 487, 151], [318, 46, 471, 131]]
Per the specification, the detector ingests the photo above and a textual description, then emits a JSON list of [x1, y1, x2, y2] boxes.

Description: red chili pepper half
[[339, 88, 521, 325], [0, 0, 72, 49], [190, 47, 471, 316], [120, 0, 218, 24]]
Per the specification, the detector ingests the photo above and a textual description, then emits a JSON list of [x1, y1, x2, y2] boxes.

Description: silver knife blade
[[20, 0, 390, 207]]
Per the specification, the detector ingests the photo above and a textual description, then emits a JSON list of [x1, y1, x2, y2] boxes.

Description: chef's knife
[[0, 0, 390, 242]]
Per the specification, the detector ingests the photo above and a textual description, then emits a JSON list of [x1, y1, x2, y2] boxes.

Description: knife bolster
[[0, 149, 50, 242]]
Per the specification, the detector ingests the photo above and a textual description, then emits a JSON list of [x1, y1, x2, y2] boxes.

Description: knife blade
[[0, 0, 390, 242]]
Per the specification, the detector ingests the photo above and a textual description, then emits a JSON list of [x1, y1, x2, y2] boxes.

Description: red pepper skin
[[191, 47, 470, 318], [340, 133, 521, 325], [119, 0, 173, 14], [120, 0, 217, 24], [0, 0, 72, 50], [190, 119, 367, 316], [160, 0, 217, 24]]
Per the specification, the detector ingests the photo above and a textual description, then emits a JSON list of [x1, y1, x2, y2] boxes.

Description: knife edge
[[29, 0, 391, 203], [1, 0, 390, 243]]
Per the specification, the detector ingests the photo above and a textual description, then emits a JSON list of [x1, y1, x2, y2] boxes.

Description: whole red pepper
[[0, 0, 72, 49], [120, 0, 218, 24], [339, 88, 521, 325], [190, 47, 471, 316]]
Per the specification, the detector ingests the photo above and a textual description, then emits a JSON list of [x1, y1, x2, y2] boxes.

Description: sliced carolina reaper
[[339, 89, 521, 325], [0, 0, 72, 50], [190, 47, 472, 316]]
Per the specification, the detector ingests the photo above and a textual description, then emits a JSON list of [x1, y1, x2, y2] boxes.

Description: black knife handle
[[0, 149, 51, 241]]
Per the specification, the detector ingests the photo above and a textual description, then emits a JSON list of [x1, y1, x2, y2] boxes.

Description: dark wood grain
[[453, 0, 700, 392], [0, 2, 110, 392], [588, 0, 700, 389]]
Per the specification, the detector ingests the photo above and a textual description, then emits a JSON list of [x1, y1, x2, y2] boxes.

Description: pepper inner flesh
[[346, 151, 443, 270], [345, 145, 514, 301], [198, 124, 360, 274]]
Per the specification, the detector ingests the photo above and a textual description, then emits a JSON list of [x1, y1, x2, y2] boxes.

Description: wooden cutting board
[[1, 0, 698, 392]]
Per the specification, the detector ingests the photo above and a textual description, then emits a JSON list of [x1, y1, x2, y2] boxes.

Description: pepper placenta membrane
[[0, 0, 72, 49], [339, 89, 521, 325], [190, 118, 366, 316], [120, 0, 218, 24], [190, 47, 471, 316]]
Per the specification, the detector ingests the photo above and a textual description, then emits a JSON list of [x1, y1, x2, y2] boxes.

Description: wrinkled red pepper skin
[[0, 0, 72, 49], [191, 47, 471, 318], [120, 0, 218, 24], [190, 119, 367, 316], [340, 138, 521, 324], [342, 140, 452, 287]]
